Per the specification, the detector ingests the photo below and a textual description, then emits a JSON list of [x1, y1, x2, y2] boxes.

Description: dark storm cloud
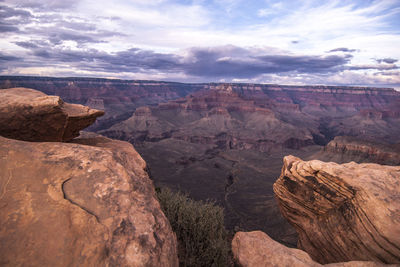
[[3, 44, 352, 78], [375, 58, 398, 64], [183, 46, 350, 78], [328, 47, 357, 53], [8, 42, 181, 73]]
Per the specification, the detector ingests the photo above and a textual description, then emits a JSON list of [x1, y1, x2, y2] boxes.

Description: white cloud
[[1, 0, 399, 87]]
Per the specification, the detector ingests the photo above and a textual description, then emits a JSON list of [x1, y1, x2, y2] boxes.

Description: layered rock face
[[311, 136, 400, 165], [273, 156, 400, 264], [0, 89, 178, 266], [0, 76, 203, 105], [0, 77, 204, 131], [0, 88, 104, 141], [102, 85, 315, 151], [232, 231, 397, 267], [2, 77, 399, 141]]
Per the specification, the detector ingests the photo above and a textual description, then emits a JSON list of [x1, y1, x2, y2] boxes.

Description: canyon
[[1, 76, 400, 248]]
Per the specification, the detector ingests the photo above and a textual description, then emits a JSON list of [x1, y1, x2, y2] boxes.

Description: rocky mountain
[[0, 88, 178, 266], [273, 156, 400, 264]]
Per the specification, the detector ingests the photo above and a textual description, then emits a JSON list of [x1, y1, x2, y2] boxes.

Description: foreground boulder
[[232, 231, 397, 267], [273, 156, 400, 264], [0, 133, 178, 266], [0, 87, 104, 141]]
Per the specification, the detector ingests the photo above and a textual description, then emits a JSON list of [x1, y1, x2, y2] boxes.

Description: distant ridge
[[0, 75, 396, 92]]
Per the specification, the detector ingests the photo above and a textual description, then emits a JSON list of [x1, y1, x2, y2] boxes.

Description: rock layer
[[273, 156, 400, 264], [0, 88, 104, 141], [232, 231, 398, 267], [0, 133, 178, 266], [311, 136, 400, 165]]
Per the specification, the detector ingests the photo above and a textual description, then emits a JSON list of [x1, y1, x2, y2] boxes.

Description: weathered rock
[[232, 231, 319, 267], [273, 156, 400, 264], [0, 133, 178, 266], [232, 231, 398, 267], [0, 87, 104, 142]]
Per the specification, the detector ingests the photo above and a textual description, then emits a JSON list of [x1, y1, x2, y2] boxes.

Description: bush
[[156, 187, 230, 267]]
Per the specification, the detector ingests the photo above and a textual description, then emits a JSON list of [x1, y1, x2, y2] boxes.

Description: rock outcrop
[[0, 133, 178, 266], [232, 231, 397, 267], [311, 136, 400, 165], [0, 89, 178, 266], [273, 156, 400, 264], [0, 88, 104, 141]]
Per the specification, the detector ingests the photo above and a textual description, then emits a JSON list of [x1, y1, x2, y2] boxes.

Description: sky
[[1, 0, 400, 88]]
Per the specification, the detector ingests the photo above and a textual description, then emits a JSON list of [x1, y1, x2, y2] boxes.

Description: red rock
[[0, 88, 104, 142], [232, 231, 397, 267], [0, 133, 178, 266]]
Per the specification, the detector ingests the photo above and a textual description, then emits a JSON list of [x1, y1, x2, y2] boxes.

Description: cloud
[[0, 52, 19, 61], [348, 64, 398, 71], [3, 0, 80, 10], [328, 47, 357, 53], [183, 46, 350, 78], [375, 58, 398, 64], [0, 23, 19, 32], [4, 43, 351, 79], [0, 5, 32, 19], [0, 5, 33, 32], [1, 0, 399, 88]]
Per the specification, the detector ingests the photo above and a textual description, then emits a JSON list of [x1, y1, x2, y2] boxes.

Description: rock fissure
[[61, 177, 101, 224]]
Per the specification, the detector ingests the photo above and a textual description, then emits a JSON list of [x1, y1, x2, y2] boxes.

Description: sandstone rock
[[232, 231, 397, 267], [232, 231, 319, 267], [0, 88, 104, 142], [0, 133, 178, 266], [273, 156, 400, 264]]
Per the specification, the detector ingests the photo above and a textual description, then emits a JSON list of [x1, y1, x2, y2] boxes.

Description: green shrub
[[156, 187, 230, 267]]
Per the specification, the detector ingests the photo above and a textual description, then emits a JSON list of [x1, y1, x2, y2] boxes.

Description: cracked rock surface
[[273, 156, 400, 264], [0, 133, 178, 266], [0, 87, 104, 142]]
